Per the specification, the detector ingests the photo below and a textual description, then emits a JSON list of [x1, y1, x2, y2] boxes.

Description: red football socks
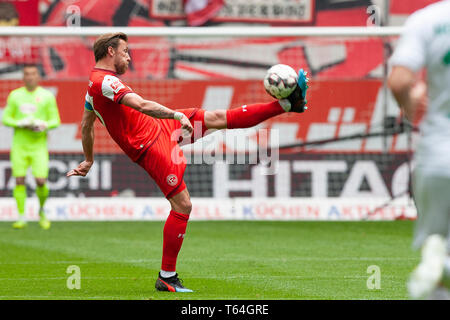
[[226, 101, 285, 129], [161, 210, 190, 272]]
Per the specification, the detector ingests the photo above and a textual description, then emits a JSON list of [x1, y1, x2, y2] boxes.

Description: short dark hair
[[23, 63, 38, 70], [93, 32, 128, 62]]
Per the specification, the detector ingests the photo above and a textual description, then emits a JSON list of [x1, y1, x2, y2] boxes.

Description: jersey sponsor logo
[[166, 174, 178, 187], [19, 103, 37, 114]]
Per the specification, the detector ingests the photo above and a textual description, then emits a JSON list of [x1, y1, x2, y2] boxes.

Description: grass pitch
[[0, 221, 418, 300]]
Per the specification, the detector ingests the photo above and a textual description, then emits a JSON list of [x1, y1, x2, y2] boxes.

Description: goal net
[[0, 27, 418, 220]]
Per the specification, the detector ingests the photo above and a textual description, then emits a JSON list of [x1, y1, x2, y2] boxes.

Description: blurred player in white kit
[[389, 0, 450, 300]]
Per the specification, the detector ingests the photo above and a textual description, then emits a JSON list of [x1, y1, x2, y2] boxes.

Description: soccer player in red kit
[[67, 32, 308, 292]]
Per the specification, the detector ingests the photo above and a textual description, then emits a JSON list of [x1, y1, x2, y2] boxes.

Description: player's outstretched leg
[[211, 69, 309, 130], [155, 189, 193, 293]]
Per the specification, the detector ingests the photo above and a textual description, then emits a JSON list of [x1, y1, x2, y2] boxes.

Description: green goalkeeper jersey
[[2, 86, 60, 150]]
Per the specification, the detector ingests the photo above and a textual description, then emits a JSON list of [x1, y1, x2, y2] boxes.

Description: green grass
[[0, 221, 419, 300]]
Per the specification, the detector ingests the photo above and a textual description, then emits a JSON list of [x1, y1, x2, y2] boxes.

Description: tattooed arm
[[120, 92, 193, 133]]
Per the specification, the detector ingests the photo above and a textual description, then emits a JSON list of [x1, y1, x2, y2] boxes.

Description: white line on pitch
[[0, 257, 417, 265]]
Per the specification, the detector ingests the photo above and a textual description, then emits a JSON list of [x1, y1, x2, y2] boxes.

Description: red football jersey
[[85, 68, 161, 161]]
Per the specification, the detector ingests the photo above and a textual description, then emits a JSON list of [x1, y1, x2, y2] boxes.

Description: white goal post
[[0, 26, 403, 37]]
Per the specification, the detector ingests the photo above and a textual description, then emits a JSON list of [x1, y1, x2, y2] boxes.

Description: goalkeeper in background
[[1, 64, 61, 230]]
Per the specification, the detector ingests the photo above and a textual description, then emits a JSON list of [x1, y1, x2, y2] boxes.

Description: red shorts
[[136, 108, 207, 199]]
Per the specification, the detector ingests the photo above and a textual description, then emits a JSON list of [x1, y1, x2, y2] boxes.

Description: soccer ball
[[263, 64, 298, 99]]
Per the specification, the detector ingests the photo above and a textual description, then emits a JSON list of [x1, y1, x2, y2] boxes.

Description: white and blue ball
[[263, 64, 298, 99]]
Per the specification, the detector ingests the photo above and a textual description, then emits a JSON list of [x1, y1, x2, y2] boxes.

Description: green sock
[[36, 184, 49, 215], [13, 185, 26, 217]]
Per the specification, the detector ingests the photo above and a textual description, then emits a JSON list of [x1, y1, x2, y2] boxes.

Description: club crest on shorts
[[166, 174, 178, 186]]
